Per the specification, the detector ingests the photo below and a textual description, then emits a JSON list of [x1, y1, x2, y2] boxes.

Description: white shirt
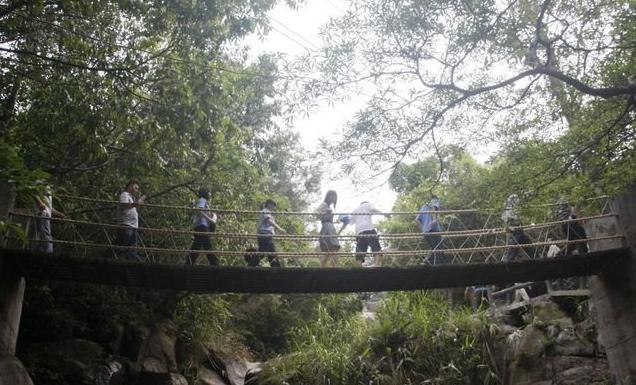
[[349, 202, 381, 234], [118, 191, 138, 228]]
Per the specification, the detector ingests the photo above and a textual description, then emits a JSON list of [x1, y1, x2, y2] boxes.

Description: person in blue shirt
[[416, 195, 447, 264], [186, 188, 218, 265]]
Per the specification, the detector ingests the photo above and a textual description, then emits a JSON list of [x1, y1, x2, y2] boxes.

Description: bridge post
[[0, 178, 33, 385], [0, 177, 24, 356], [0, 257, 25, 355], [586, 187, 636, 385]]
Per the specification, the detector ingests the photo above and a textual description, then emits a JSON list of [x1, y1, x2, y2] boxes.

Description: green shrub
[[259, 291, 500, 385]]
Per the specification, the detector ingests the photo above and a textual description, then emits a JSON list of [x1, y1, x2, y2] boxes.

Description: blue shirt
[[416, 204, 441, 233]]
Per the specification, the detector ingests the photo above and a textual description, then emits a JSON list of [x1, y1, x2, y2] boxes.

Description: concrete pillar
[[0, 178, 24, 356], [587, 187, 636, 385], [0, 179, 34, 385], [0, 258, 25, 355]]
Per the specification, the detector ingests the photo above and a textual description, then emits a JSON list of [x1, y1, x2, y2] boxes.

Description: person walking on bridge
[[115, 179, 145, 260], [34, 186, 66, 253], [416, 195, 447, 265], [349, 201, 386, 266], [501, 193, 535, 261], [186, 187, 218, 266], [257, 199, 286, 267], [316, 190, 346, 268], [556, 196, 588, 256]]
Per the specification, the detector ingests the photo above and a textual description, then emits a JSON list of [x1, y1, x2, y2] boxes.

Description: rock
[[94, 359, 127, 385], [244, 363, 262, 385], [136, 319, 178, 373], [546, 325, 560, 340], [548, 356, 611, 385], [138, 372, 188, 385], [19, 339, 130, 385], [532, 300, 572, 328], [553, 328, 594, 356], [225, 360, 252, 385], [516, 326, 548, 360], [23, 339, 106, 385], [507, 326, 549, 385], [120, 324, 150, 361], [197, 366, 227, 385], [0, 354, 34, 385], [495, 324, 518, 336]]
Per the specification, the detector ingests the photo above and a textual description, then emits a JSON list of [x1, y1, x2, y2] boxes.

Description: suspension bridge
[[0, 190, 629, 293], [1, 185, 635, 381]]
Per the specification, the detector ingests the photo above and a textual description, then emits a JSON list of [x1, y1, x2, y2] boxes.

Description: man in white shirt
[[348, 201, 385, 266], [115, 180, 145, 260]]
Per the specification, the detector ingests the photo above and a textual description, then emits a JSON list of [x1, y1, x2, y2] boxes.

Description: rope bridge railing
[[12, 235, 622, 258], [4, 194, 619, 267], [56, 193, 611, 216], [6, 211, 618, 239]]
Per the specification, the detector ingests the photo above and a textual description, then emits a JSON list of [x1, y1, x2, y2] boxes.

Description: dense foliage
[[259, 292, 498, 385]]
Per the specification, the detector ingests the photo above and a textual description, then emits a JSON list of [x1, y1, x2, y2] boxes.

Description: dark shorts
[[191, 225, 213, 250], [187, 225, 218, 265], [355, 229, 381, 261], [257, 232, 280, 267]]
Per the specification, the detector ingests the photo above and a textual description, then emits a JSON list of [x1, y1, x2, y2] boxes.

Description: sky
[[244, 0, 398, 214]]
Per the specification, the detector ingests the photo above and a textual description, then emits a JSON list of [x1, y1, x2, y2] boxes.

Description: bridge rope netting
[[3, 193, 621, 268]]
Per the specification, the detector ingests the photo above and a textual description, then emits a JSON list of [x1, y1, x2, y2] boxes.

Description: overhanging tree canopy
[[285, 0, 635, 190]]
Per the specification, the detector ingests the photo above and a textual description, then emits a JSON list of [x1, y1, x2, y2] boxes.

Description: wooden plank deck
[[0, 248, 630, 294]]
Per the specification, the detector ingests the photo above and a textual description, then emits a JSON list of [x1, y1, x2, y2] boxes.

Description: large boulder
[[553, 328, 595, 357], [20, 339, 128, 385], [136, 319, 178, 373], [0, 354, 34, 385], [176, 333, 258, 385], [506, 326, 549, 385], [531, 300, 572, 329]]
